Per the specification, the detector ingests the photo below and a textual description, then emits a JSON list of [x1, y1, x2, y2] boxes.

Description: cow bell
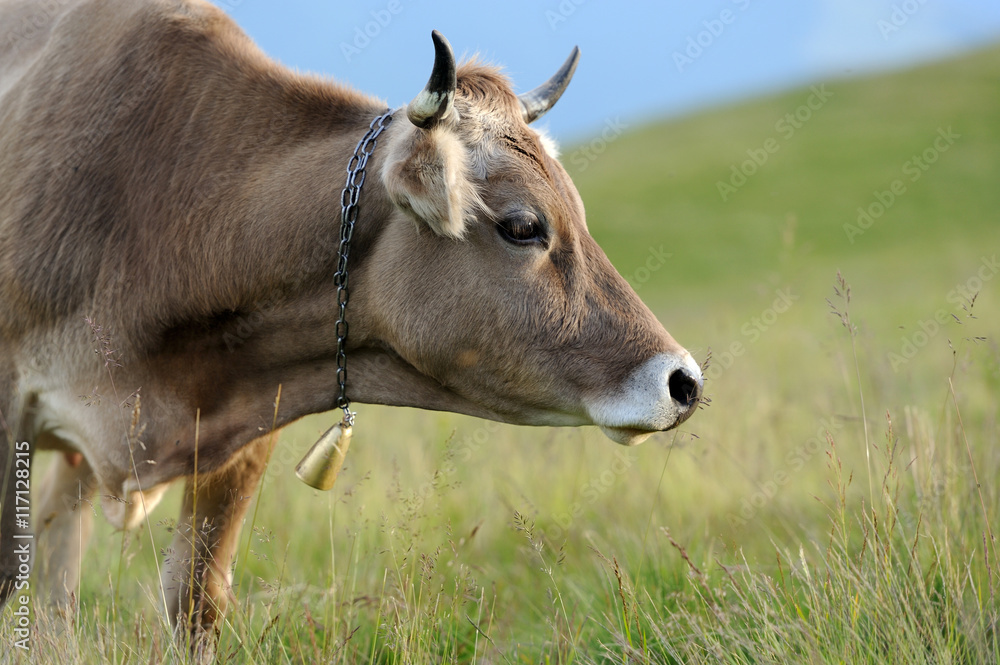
[[295, 422, 352, 490]]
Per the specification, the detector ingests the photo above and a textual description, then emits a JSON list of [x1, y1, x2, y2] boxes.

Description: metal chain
[[334, 109, 393, 425]]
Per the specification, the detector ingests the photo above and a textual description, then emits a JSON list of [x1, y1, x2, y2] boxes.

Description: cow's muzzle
[[585, 352, 704, 445]]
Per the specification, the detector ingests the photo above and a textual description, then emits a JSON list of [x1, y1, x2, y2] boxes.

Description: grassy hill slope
[[574, 44, 1000, 312]]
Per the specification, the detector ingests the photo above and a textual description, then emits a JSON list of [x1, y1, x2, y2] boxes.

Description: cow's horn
[[518, 46, 580, 124], [407, 30, 457, 129]]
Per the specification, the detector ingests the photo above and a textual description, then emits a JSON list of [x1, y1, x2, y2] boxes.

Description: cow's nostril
[[668, 368, 699, 408]]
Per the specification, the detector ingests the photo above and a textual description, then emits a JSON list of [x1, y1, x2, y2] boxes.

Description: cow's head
[[356, 32, 702, 444]]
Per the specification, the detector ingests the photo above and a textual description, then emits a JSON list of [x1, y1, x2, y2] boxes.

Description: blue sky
[[212, 0, 1000, 142]]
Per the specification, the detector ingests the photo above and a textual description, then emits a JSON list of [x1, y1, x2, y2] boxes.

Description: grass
[[4, 45, 1000, 663]]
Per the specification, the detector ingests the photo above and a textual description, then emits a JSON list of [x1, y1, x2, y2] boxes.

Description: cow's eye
[[497, 212, 546, 246]]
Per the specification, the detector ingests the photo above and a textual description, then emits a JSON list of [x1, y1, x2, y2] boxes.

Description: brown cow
[[0, 0, 702, 645]]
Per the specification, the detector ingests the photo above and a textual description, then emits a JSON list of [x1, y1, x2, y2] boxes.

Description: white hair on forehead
[[531, 126, 560, 159], [458, 113, 563, 179]]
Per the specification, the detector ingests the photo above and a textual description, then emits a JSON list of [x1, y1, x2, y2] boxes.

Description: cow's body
[[0, 0, 702, 644]]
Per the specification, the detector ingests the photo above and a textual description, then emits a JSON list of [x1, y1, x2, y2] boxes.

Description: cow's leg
[[0, 437, 29, 609], [160, 434, 273, 650], [0, 390, 28, 610], [34, 453, 99, 614]]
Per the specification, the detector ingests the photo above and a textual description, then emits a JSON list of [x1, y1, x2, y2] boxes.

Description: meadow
[[3, 45, 999, 663]]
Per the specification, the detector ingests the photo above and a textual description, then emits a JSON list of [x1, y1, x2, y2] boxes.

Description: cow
[[0, 0, 703, 646]]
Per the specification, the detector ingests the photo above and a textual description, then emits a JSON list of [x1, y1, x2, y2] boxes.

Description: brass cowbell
[[295, 419, 352, 491]]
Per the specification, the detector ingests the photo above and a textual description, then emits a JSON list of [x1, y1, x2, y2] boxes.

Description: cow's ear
[[381, 123, 481, 239], [381, 30, 480, 238]]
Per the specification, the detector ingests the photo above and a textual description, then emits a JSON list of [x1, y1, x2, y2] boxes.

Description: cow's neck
[[136, 91, 404, 475], [131, 61, 505, 479]]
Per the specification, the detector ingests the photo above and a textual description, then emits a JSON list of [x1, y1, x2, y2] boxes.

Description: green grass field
[[5, 45, 1000, 663]]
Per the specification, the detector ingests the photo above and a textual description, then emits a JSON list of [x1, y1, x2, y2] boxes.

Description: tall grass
[[3, 268, 996, 664], [578, 277, 998, 665]]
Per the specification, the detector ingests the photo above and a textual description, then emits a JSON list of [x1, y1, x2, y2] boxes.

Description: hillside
[[571, 44, 1000, 321]]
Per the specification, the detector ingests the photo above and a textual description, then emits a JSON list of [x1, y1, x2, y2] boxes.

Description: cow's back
[[0, 0, 242, 341], [0, 0, 275, 509], [2, 0, 146, 333]]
